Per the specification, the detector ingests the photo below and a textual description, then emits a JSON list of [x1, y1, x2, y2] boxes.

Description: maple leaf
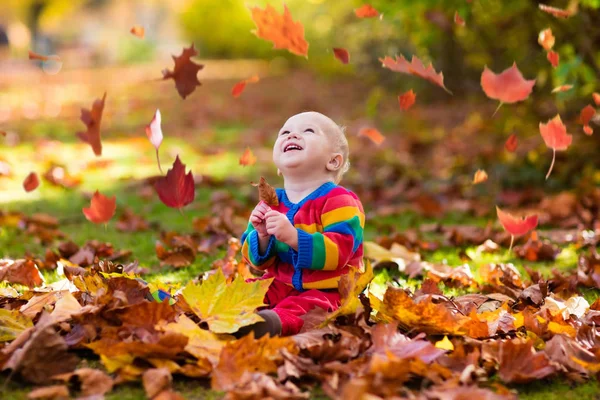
[[23, 172, 39, 192], [505, 133, 518, 152], [333, 48, 350, 64], [249, 4, 309, 57], [454, 11, 465, 26], [398, 89, 416, 111], [255, 176, 279, 207], [593, 92, 600, 106], [498, 339, 556, 383], [355, 4, 379, 18], [145, 109, 164, 173], [154, 155, 195, 211], [239, 147, 257, 166], [323, 261, 373, 324], [473, 169, 488, 184], [368, 322, 446, 363], [0, 259, 44, 288], [552, 84, 573, 93], [0, 309, 32, 342], [82, 190, 116, 224], [231, 75, 259, 98], [579, 104, 595, 136], [162, 44, 204, 99], [130, 25, 145, 38], [538, 28, 555, 50], [181, 268, 272, 333], [539, 114, 572, 179], [359, 127, 385, 145], [380, 55, 451, 93], [77, 92, 107, 156], [547, 51, 559, 68], [496, 206, 538, 251], [539, 3, 574, 18], [481, 63, 535, 115]]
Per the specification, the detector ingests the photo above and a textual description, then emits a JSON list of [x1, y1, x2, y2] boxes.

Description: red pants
[[251, 277, 341, 336]]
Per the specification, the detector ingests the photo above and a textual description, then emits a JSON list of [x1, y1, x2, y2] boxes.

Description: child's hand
[[265, 210, 298, 250], [250, 201, 271, 238]]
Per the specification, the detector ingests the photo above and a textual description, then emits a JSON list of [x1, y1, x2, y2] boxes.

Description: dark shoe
[[233, 309, 282, 339]]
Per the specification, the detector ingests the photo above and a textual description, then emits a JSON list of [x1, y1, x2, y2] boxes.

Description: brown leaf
[[498, 339, 556, 383], [116, 208, 150, 232], [53, 368, 114, 397], [368, 322, 446, 363], [256, 176, 279, 207], [514, 231, 561, 261], [27, 385, 69, 399], [162, 44, 204, 99], [333, 48, 350, 64], [0, 259, 44, 288], [155, 240, 195, 268], [77, 92, 106, 157], [23, 172, 40, 192], [143, 368, 172, 399]]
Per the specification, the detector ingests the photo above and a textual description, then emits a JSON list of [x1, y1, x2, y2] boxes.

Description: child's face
[[273, 112, 338, 180]]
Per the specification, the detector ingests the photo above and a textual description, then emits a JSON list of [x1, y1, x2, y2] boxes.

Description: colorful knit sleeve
[[292, 193, 364, 271], [240, 222, 277, 269]]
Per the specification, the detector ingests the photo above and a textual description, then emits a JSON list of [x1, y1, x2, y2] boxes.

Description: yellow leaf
[[159, 315, 224, 366], [181, 269, 272, 334], [435, 336, 454, 351], [322, 260, 373, 325], [0, 308, 32, 342]]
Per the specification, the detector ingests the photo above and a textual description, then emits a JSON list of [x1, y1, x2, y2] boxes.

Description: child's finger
[[264, 210, 280, 219], [252, 209, 266, 219]]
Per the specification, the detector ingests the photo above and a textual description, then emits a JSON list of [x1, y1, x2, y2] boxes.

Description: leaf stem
[[156, 149, 163, 174], [508, 235, 514, 253], [492, 102, 504, 117], [545, 148, 556, 180]]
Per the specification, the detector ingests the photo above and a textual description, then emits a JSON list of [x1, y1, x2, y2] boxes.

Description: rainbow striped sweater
[[241, 182, 365, 291]]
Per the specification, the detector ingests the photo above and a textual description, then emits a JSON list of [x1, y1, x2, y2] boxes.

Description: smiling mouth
[[284, 143, 303, 152]]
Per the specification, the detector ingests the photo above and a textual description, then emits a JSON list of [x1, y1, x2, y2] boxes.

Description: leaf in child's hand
[[398, 89, 416, 110], [538, 29, 555, 50], [255, 176, 278, 207], [83, 190, 116, 224], [354, 4, 379, 18], [552, 85, 573, 93], [231, 75, 259, 98], [23, 172, 39, 192], [505, 134, 518, 152], [539, 114, 572, 179], [359, 127, 385, 145], [77, 92, 106, 156], [162, 44, 204, 99], [454, 11, 465, 26], [154, 155, 195, 210], [473, 169, 488, 184], [130, 25, 145, 38], [381, 55, 451, 93], [547, 51, 559, 68], [333, 48, 349, 64], [146, 109, 163, 173], [249, 4, 309, 57], [239, 147, 256, 166], [579, 105, 595, 136]]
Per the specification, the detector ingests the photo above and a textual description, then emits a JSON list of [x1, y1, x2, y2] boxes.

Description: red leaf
[[162, 44, 204, 99], [496, 206, 538, 237], [538, 3, 574, 18], [359, 128, 385, 145], [333, 48, 350, 64], [154, 155, 195, 210], [398, 89, 416, 110], [539, 115, 572, 179], [551, 84, 573, 93], [481, 63, 535, 108], [77, 92, 107, 157], [380, 55, 451, 94], [579, 104, 595, 135], [23, 172, 39, 192], [239, 147, 257, 166], [538, 29, 555, 50], [146, 109, 163, 173], [593, 92, 600, 106], [130, 25, 145, 38], [454, 11, 465, 26], [231, 75, 259, 98], [505, 134, 518, 152], [83, 190, 116, 224], [355, 4, 379, 18], [547, 51, 559, 68], [250, 4, 309, 57]]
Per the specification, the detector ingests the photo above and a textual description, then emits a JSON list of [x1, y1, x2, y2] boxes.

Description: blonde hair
[[329, 125, 350, 183]]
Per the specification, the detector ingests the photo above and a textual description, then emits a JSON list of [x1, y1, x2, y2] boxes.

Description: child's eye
[[304, 129, 314, 133], [280, 130, 290, 136]]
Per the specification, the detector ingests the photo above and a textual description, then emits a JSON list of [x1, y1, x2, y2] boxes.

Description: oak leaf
[[23, 172, 39, 192], [146, 109, 164, 173], [539, 114, 572, 179], [355, 4, 379, 18], [547, 51, 559, 68], [381, 55, 451, 93], [481, 63, 535, 115], [162, 44, 204, 99], [249, 4, 309, 57], [130, 25, 145, 38], [398, 89, 416, 110], [579, 104, 595, 136], [538, 28, 555, 50], [239, 147, 257, 166], [333, 48, 349, 64], [256, 176, 278, 207], [454, 11, 465, 26], [77, 92, 107, 156], [154, 155, 195, 210], [82, 190, 116, 224], [359, 127, 385, 145], [231, 75, 259, 98], [505, 134, 518, 152]]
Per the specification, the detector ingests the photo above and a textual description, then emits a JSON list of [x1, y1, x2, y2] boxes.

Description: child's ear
[[277, 168, 282, 176], [326, 154, 343, 172]]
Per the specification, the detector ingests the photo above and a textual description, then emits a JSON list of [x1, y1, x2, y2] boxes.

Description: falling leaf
[[481, 63, 535, 115], [359, 127, 385, 145], [181, 268, 272, 333], [473, 169, 488, 184], [539, 114, 572, 179], [162, 44, 204, 99], [593, 92, 600, 106], [333, 48, 350, 64], [77, 92, 107, 156], [398, 89, 416, 110], [82, 190, 116, 224], [154, 155, 195, 210], [538, 28, 555, 50], [551, 84, 573, 93], [505, 134, 518, 152], [547, 51, 559, 68], [23, 172, 39, 192], [538, 3, 574, 18], [249, 4, 309, 57], [28, 50, 60, 62], [454, 11, 465, 26], [146, 109, 164, 173], [239, 147, 257, 166], [355, 4, 379, 18], [579, 104, 595, 136], [381, 55, 451, 93], [231, 75, 259, 98], [130, 25, 145, 38], [496, 206, 538, 251]]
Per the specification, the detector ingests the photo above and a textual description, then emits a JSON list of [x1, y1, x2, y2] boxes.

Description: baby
[[238, 111, 365, 337]]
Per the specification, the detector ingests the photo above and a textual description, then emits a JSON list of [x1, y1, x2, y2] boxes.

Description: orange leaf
[[250, 4, 309, 57], [593, 92, 600, 106], [83, 190, 116, 224], [381, 55, 451, 93], [355, 4, 379, 18], [472, 169, 488, 184], [333, 48, 350, 64], [28, 50, 60, 62], [162, 44, 204, 100], [398, 89, 416, 110], [551, 84, 573, 93], [481, 63, 535, 107], [359, 127, 385, 145], [538, 3, 574, 18], [239, 147, 256, 166], [0, 131, 5, 136], [537, 28, 555, 50], [454, 11, 465, 26], [539, 115, 572, 179], [498, 339, 556, 383], [496, 206, 538, 237], [23, 172, 39, 192], [579, 104, 595, 136], [231, 75, 259, 98], [547, 51, 559, 68], [505, 133, 518, 152], [130, 25, 145, 38], [154, 156, 195, 210], [77, 92, 107, 157]]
